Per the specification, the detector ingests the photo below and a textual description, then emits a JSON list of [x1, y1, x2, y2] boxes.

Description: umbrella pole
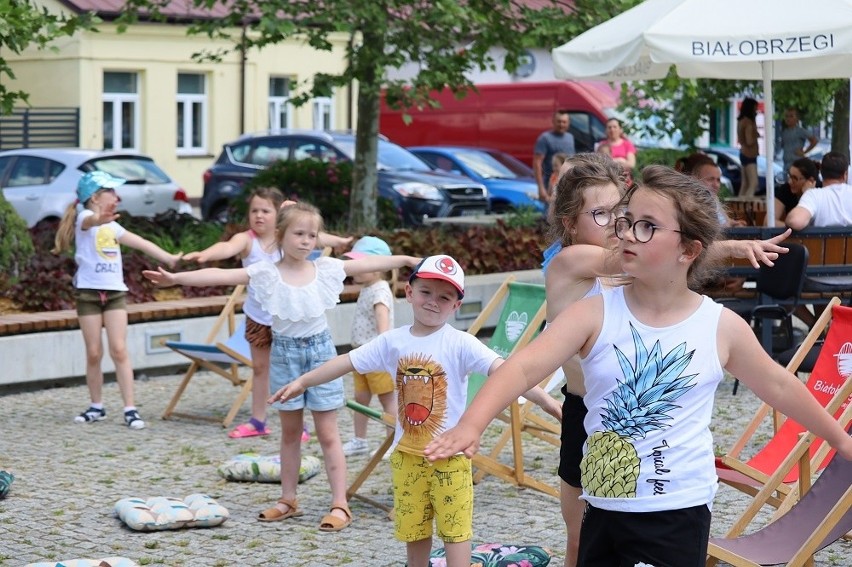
[[763, 61, 776, 227]]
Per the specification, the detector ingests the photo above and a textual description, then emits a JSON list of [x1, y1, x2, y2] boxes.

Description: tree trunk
[[348, 30, 384, 231], [831, 79, 850, 160]]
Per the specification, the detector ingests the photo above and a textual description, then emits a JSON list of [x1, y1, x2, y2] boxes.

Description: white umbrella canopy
[[552, 0, 852, 224]]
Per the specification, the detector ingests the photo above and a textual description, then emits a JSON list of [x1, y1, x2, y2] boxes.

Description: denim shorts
[[269, 329, 343, 412]]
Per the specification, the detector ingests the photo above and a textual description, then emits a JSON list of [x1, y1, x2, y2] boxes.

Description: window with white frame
[[312, 96, 334, 130], [177, 73, 207, 154], [269, 77, 294, 130], [102, 72, 140, 151]]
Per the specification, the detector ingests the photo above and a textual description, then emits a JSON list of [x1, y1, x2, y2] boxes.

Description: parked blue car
[[408, 146, 546, 214]]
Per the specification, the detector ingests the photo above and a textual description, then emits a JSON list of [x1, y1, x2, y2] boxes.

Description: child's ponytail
[[52, 202, 78, 254]]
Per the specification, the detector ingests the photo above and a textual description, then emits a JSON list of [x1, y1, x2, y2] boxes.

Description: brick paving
[[0, 371, 850, 566]]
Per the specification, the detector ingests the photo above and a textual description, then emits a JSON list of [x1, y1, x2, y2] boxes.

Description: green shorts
[[390, 450, 473, 543], [76, 289, 127, 316]]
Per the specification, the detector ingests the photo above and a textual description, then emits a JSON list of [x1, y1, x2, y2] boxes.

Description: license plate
[[461, 209, 486, 217]]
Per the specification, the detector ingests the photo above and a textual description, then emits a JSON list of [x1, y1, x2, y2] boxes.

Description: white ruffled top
[[246, 257, 345, 336]]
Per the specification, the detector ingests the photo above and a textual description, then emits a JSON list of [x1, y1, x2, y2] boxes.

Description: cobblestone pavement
[[1, 371, 850, 566]]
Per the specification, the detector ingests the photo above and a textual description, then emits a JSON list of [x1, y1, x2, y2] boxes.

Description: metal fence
[[0, 107, 80, 150]]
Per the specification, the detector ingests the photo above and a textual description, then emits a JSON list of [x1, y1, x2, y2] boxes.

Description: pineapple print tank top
[[579, 286, 724, 513]]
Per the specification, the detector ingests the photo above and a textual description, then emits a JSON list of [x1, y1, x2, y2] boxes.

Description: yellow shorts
[[390, 450, 473, 543], [352, 369, 394, 396]]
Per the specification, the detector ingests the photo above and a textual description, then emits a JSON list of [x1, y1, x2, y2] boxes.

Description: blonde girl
[[53, 171, 182, 430], [183, 188, 350, 439], [427, 166, 852, 566], [144, 202, 420, 531]]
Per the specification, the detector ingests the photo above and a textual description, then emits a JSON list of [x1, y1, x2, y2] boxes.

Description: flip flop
[[228, 422, 270, 439], [258, 498, 303, 522], [318, 504, 352, 532]]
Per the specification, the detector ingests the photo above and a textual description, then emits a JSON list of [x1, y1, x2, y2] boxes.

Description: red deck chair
[[715, 299, 852, 507]]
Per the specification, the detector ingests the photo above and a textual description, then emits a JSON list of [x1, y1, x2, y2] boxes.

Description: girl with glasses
[[541, 156, 789, 567], [427, 165, 852, 567]]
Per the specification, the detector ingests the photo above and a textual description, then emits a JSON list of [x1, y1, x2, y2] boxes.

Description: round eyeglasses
[[583, 208, 616, 227], [614, 216, 682, 243]]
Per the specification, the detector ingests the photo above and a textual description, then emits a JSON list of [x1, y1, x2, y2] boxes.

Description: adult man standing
[[780, 107, 818, 173], [786, 152, 852, 229], [533, 110, 575, 202]]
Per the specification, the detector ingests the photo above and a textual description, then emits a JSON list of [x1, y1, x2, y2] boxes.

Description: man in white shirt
[[786, 152, 852, 229]]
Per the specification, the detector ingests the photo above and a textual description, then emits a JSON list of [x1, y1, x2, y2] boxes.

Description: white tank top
[[580, 286, 723, 513], [241, 231, 281, 325]]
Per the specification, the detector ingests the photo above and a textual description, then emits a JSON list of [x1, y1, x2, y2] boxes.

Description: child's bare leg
[[103, 309, 134, 407], [406, 538, 433, 567], [249, 343, 271, 423], [352, 389, 371, 439], [561, 480, 584, 567], [313, 408, 349, 519], [273, 409, 304, 511], [78, 314, 106, 403], [378, 391, 395, 416], [443, 540, 472, 567]]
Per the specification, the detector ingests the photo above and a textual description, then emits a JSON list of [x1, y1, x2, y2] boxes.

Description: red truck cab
[[380, 81, 615, 166]]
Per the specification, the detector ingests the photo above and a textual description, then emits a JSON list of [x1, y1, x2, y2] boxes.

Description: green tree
[[0, 0, 96, 114], [117, 0, 637, 230]]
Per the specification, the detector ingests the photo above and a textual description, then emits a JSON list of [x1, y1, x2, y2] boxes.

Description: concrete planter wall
[[0, 270, 543, 388]]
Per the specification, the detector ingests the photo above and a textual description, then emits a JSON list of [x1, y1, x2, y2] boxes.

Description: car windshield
[[455, 150, 533, 179], [333, 139, 431, 171], [88, 157, 171, 184]]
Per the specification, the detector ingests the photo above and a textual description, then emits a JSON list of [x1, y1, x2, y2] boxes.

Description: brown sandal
[[318, 504, 352, 532], [258, 498, 303, 522]]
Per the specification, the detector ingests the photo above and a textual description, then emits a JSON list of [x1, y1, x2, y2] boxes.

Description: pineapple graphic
[[581, 323, 697, 498]]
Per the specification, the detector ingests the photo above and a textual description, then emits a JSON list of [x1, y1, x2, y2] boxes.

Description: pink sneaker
[[301, 427, 310, 443]]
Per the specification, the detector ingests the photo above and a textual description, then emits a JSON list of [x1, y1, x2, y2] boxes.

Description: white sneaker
[[342, 438, 370, 456]]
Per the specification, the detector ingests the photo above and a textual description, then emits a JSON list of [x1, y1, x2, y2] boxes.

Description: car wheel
[[209, 203, 230, 224]]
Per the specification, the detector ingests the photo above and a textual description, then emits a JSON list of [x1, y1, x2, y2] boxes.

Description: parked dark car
[[408, 146, 546, 214], [201, 131, 489, 225], [0, 149, 192, 228]]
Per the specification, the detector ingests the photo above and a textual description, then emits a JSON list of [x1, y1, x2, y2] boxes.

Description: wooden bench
[[719, 226, 852, 304]]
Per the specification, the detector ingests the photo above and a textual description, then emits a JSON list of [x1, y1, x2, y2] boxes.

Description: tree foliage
[[0, 0, 96, 114], [116, 0, 636, 229]]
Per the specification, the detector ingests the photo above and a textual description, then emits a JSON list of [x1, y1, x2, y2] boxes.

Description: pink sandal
[[228, 422, 270, 439]]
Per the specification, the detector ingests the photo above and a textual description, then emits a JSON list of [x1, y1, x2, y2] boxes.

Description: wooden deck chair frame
[[161, 285, 251, 428], [715, 297, 849, 508], [706, 380, 852, 567], [465, 276, 560, 499]]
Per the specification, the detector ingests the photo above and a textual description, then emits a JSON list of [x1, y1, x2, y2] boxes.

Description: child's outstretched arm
[[183, 232, 251, 264], [425, 297, 598, 460], [120, 232, 183, 268], [142, 266, 249, 287], [344, 255, 421, 276], [709, 228, 791, 269], [318, 233, 353, 250], [488, 358, 562, 421], [268, 353, 356, 404], [720, 309, 852, 460]]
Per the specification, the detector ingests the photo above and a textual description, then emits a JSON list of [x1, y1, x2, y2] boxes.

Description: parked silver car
[[0, 148, 193, 227]]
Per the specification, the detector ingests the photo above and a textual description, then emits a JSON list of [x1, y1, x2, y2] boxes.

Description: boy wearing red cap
[[270, 255, 557, 567]]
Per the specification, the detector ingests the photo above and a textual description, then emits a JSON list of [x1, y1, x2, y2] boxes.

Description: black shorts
[[558, 387, 587, 488], [740, 153, 757, 166], [577, 503, 711, 567], [75, 289, 127, 316]]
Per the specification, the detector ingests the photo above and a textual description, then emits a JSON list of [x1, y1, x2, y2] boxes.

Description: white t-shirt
[[580, 287, 724, 513], [348, 324, 500, 456], [246, 256, 345, 337], [241, 232, 282, 326], [73, 209, 128, 291], [796, 182, 852, 226], [350, 280, 394, 348]]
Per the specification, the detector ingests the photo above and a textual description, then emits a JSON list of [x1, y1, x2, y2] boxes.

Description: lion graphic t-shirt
[[73, 209, 128, 291], [349, 324, 499, 456]]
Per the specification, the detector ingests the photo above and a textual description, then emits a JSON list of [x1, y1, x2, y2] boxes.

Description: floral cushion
[[217, 453, 321, 483], [25, 558, 139, 567], [428, 543, 551, 566], [114, 494, 228, 531]]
